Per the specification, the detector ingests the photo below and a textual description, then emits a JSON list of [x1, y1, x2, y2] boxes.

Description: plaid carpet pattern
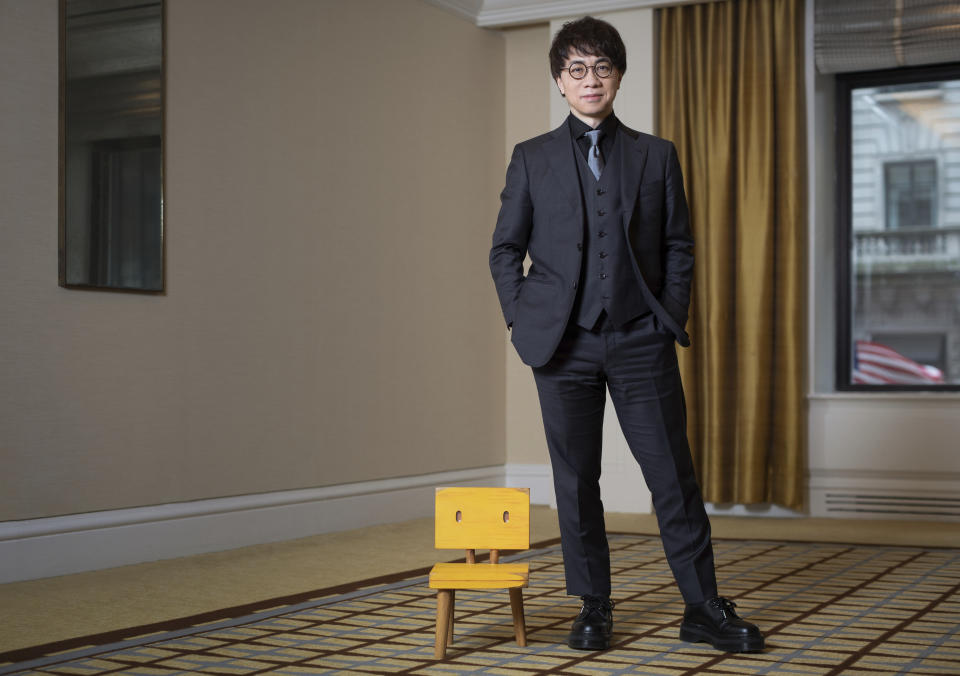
[[3, 534, 959, 675]]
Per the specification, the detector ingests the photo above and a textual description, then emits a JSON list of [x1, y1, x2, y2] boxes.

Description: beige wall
[[0, 0, 506, 521], [502, 24, 551, 466], [7, 0, 952, 528]]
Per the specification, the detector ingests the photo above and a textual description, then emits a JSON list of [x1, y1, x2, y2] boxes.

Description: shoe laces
[[580, 595, 614, 612], [708, 597, 739, 620]]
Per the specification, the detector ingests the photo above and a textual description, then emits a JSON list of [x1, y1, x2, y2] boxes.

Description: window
[[836, 63, 960, 390], [884, 160, 936, 230]]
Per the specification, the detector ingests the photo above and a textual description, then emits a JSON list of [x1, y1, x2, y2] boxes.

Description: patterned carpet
[[2, 534, 959, 675]]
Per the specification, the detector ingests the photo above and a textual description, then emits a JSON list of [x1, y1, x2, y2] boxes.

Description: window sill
[[808, 391, 960, 400]]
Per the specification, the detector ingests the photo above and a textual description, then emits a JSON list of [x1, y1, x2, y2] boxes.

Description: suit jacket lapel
[[543, 123, 583, 214], [618, 126, 648, 227]]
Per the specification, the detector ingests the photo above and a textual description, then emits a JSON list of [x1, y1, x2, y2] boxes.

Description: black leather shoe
[[679, 597, 765, 652], [567, 595, 614, 650]]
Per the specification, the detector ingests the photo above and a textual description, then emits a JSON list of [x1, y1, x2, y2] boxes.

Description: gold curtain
[[658, 0, 807, 510]]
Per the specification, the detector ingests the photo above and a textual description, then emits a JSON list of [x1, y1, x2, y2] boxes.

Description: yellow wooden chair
[[428, 486, 530, 659]]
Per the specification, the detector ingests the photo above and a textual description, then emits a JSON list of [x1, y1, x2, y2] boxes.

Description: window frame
[[835, 61, 960, 392]]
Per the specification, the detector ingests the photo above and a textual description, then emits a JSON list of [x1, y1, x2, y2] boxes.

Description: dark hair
[[549, 16, 627, 80]]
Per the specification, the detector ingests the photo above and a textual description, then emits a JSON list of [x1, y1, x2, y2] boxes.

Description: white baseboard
[[502, 462, 815, 519], [706, 503, 805, 518], [504, 463, 555, 507], [0, 465, 506, 584], [2, 461, 838, 584]]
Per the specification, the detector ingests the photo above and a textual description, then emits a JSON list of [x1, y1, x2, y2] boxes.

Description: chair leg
[[448, 590, 455, 645], [509, 587, 527, 647], [435, 589, 453, 659]]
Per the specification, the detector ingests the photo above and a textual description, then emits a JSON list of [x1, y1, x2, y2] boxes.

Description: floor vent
[[823, 492, 960, 520]]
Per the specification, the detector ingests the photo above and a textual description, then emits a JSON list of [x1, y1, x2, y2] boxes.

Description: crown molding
[[425, 0, 719, 28], [423, 0, 486, 24]]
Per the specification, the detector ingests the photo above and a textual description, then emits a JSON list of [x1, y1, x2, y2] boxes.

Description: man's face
[[555, 49, 621, 126]]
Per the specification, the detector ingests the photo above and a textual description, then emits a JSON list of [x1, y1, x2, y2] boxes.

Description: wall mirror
[[59, 0, 164, 292]]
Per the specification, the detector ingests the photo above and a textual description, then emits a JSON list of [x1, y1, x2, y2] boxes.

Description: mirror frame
[[58, 0, 166, 293]]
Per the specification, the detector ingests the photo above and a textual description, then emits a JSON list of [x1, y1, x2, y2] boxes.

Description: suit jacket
[[489, 119, 694, 368]]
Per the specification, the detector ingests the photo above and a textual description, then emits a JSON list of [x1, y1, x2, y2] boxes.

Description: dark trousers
[[532, 312, 718, 604]]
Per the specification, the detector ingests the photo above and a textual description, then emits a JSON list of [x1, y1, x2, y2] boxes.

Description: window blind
[[815, 0, 960, 74]]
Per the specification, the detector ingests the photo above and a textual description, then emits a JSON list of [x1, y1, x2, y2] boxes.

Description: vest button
[[577, 243, 582, 251], [599, 252, 607, 258], [598, 231, 606, 238], [598, 209, 606, 216], [573, 281, 578, 289], [596, 188, 605, 196], [600, 273, 608, 280]]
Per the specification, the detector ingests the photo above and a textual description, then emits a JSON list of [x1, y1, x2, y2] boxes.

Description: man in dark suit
[[489, 16, 764, 653]]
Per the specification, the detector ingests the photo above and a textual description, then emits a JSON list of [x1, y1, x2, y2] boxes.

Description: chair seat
[[429, 562, 529, 589]]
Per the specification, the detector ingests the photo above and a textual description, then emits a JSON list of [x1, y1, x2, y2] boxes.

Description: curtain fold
[[658, 0, 807, 511]]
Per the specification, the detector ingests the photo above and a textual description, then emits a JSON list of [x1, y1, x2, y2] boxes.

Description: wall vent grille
[[823, 492, 960, 520]]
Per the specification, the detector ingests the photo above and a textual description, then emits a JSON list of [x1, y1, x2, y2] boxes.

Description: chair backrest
[[435, 487, 530, 552]]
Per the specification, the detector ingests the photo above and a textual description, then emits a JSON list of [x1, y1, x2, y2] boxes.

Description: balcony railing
[[854, 226, 960, 273]]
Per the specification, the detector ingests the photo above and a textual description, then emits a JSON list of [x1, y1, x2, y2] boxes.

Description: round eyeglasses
[[562, 61, 614, 80]]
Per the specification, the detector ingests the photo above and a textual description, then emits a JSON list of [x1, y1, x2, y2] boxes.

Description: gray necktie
[[584, 129, 604, 180]]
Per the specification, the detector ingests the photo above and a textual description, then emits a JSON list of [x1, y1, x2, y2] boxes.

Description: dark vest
[[571, 133, 648, 330]]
